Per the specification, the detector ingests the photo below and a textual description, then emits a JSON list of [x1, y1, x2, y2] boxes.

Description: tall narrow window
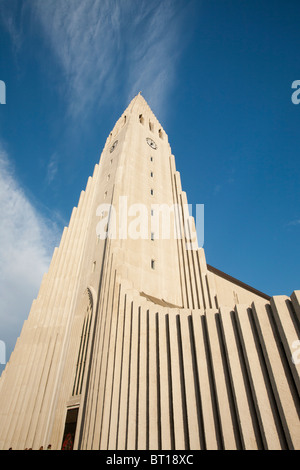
[[151, 232, 154, 241], [72, 290, 93, 396], [150, 171, 153, 177], [151, 259, 155, 269], [150, 156, 153, 162], [150, 189, 154, 196], [139, 114, 144, 124]]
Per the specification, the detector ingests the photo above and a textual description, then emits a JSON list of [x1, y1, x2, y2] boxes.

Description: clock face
[[110, 140, 118, 153], [146, 137, 157, 150]]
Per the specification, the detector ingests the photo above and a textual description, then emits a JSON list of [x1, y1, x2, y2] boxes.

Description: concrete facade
[[0, 94, 299, 450]]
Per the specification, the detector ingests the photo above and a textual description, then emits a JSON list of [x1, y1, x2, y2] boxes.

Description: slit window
[[72, 291, 93, 397], [150, 189, 154, 196], [151, 232, 154, 241], [151, 259, 155, 269], [150, 171, 153, 177]]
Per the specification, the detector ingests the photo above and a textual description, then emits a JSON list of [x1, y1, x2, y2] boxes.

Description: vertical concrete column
[[252, 301, 300, 450], [235, 304, 282, 449], [205, 309, 237, 449], [191, 309, 218, 449], [219, 306, 259, 449]]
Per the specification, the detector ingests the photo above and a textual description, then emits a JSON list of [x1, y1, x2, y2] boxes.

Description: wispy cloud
[[0, 145, 60, 366], [28, 0, 117, 118], [0, 1, 24, 55], [124, 1, 189, 117], [24, 0, 193, 121], [287, 219, 300, 227], [46, 152, 59, 185]]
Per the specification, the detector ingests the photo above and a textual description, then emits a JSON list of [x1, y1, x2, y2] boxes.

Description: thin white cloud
[[2, 0, 194, 121], [28, 0, 124, 118], [46, 152, 59, 185], [287, 219, 300, 226], [125, 1, 186, 114], [0, 1, 24, 55], [0, 145, 60, 368], [26, 0, 193, 120]]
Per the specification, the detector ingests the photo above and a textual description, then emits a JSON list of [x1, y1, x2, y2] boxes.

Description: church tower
[[0, 94, 299, 450]]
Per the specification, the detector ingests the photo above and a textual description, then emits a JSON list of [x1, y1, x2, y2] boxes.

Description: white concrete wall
[[0, 94, 298, 450]]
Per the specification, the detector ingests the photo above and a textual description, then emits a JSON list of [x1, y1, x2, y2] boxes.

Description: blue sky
[[0, 0, 299, 371]]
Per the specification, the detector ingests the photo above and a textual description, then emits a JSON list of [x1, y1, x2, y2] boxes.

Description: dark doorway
[[61, 408, 79, 450]]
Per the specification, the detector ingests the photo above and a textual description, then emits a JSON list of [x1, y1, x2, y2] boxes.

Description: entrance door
[[61, 407, 79, 450]]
